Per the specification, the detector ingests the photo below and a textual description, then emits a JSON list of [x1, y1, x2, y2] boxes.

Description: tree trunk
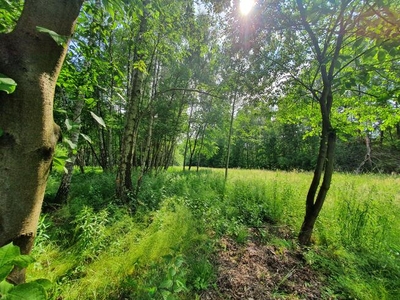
[[356, 133, 372, 173], [298, 126, 336, 245], [188, 129, 201, 171], [183, 99, 194, 171], [76, 147, 86, 174], [53, 98, 84, 206], [0, 0, 83, 284], [295, 0, 346, 246], [196, 127, 206, 172], [135, 112, 154, 197], [225, 90, 238, 180], [116, 1, 148, 202]]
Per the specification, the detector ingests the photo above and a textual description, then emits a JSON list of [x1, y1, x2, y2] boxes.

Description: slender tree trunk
[[196, 125, 207, 172], [225, 90, 238, 180], [296, 0, 346, 246], [183, 100, 194, 171], [298, 88, 337, 246], [76, 148, 86, 174], [298, 125, 336, 245], [116, 1, 149, 202], [135, 112, 154, 196], [53, 98, 84, 205], [356, 133, 372, 173], [0, 0, 83, 284]]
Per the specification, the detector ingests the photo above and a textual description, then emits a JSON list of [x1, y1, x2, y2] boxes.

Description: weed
[[34, 214, 52, 253], [71, 206, 109, 259], [156, 254, 189, 299]]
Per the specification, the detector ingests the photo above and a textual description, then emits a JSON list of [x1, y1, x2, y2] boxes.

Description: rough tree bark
[[0, 0, 84, 284]]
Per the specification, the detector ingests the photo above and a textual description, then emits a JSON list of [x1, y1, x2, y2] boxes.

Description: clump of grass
[[30, 196, 214, 299]]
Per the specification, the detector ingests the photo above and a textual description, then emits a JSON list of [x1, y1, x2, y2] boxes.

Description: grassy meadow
[[29, 168, 400, 299]]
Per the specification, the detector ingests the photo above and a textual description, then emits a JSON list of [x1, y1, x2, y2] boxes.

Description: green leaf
[[0, 73, 17, 94], [90, 111, 106, 128], [11, 255, 35, 269], [364, 47, 378, 59], [64, 138, 77, 149], [173, 280, 187, 293], [80, 133, 92, 144], [32, 279, 52, 291], [65, 119, 72, 131], [133, 60, 148, 74], [2, 282, 46, 300], [54, 108, 67, 114], [0, 128, 3, 137], [168, 267, 176, 278], [36, 26, 68, 46], [160, 290, 173, 300], [147, 286, 157, 295], [0, 265, 13, 284], [0, 244, 20, 282], [353, 37, 365, 49], [174, 257, 184, 268], [159, 279, 173, 289], [377, 49, 386, 62], [0, 280, 14, 295]]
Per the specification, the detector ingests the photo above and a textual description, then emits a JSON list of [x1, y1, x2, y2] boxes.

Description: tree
[[206, 0, 400, 244], [0, 0, 84, 283], [252, 0, 367, 245]]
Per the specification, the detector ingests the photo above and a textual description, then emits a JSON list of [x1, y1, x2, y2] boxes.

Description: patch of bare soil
[[201, 226, 328, 300]]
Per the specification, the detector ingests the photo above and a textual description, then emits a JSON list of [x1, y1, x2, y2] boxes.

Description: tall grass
[[31, 168, 400, 299]]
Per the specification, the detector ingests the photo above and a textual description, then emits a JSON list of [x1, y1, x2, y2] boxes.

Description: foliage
[[0, 73, 17, 94], [35, 26, 68, 46], [0, 243, 51, 300], [0, 0, 22, 33]]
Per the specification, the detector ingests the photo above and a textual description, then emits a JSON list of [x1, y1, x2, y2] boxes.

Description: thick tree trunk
[[0, 0, 83, 284]]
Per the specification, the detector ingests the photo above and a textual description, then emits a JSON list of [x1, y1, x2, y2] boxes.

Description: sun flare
[[239, 0, 255, 15]]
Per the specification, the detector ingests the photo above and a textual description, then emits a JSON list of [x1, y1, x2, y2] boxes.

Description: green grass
[[30, 168, 400, 299]]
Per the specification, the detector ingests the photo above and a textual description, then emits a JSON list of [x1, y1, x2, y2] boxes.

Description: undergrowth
[[29, 168, 400, 299]]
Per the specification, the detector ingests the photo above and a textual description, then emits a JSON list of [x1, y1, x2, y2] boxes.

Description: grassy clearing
[[30, 168, 400, 299]]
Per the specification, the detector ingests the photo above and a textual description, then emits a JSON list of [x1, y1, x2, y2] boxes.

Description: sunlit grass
[[31, 168, 400, 299]]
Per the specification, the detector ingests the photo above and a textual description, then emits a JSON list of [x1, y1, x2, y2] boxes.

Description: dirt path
[[202, 227, 329, 299]]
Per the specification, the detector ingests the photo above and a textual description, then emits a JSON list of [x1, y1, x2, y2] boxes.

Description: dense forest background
[[37, 0, 399, 178]]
